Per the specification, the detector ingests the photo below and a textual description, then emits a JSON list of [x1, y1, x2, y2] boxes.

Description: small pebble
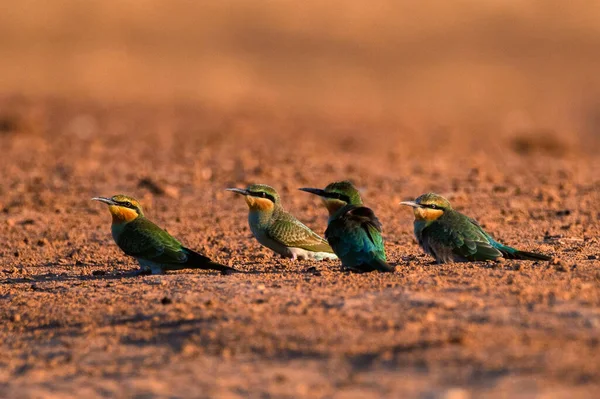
[[160, 297, 172, 305]]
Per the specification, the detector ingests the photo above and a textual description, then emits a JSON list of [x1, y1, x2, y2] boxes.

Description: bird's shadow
[[0, 268, 244, 285]]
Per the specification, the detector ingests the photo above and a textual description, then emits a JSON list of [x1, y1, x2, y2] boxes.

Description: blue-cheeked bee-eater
[[226, 184, 337, 261], [400, 193, 552, 264], [92, 195, 237, 275], [299, 181, 394, 273]]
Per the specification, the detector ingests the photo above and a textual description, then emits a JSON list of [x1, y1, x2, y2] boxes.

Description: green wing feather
[[116, 217, 188, 264], [424, 212, 502, 261], [266, 212, 334, 253]]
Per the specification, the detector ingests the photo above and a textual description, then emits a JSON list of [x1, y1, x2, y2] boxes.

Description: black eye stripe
[[329, 193, 351, 203], [248, 191, 276, 203], [117, 201, 137, 210]]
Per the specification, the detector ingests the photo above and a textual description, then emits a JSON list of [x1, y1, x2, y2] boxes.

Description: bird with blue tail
[[400, 193, 552, 264], [299, 181, 394, 273]]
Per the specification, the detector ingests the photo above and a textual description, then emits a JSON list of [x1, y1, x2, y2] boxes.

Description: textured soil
[[0, 97, 599, 398]]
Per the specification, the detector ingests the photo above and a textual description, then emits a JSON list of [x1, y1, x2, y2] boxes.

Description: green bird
[[226, 184, 337, 260], [400, 193, 552, 264], [92, 195, 236, 275], [299, 181, 394, 273]]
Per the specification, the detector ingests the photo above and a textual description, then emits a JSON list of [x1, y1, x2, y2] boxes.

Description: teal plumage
[[300, 181, 394, 273], [325, 205, 392, 272]]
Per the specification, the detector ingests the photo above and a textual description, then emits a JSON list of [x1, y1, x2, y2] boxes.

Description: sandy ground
[[1, 2, 600, 397], [0, 97, 599, 398]]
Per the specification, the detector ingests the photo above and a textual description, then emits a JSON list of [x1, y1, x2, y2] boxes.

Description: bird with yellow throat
[[226, 184, 337, 261], [400, 193, 552, 264], [92, 195, 237, 275]]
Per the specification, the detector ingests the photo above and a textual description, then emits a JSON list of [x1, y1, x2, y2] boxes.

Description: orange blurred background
[[1, 0, 599, 147]]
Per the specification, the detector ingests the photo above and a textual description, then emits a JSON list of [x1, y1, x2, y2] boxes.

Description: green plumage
[[228, 184, 336, 260], [404, 193, 552, 264], [113, 217, 235, 274], [265, 209, 333, 253], [93, 195, 236, 275], [114, 217, 186, 263]]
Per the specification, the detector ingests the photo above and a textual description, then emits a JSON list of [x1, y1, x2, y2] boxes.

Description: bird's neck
[[413, 219, 429, 233], [109, 212, 141, 243], [108, 205, 140, 224], [328, 204, 353, 223], [413, 207, 443, 223], [323, 198, 348, 219]]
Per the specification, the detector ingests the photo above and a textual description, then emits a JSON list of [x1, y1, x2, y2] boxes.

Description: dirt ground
[[0, 96, 598, 398], [1, 2, 600, 398]]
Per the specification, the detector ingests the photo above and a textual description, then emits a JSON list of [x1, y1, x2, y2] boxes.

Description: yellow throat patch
[[322, 198, 346, 216], [244, 196, 275, 212], [108, 205, 139, 224], [413, 207, 444, 222]]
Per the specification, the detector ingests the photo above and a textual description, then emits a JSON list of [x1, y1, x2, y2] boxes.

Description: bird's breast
[[111, 222, 127, 242], [248, 211, 271, 239]]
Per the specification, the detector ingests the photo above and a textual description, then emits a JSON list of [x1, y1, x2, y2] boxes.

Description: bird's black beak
[[298, 187, 328, 197], [400, 200, 421, 208], [226, 188, 250, 196], [92, 197, 117, 205]]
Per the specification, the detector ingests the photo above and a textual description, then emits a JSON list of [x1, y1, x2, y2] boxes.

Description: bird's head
[[226, 184, 280, 212], [400, 193, 452, 222], [299, 180, 363, 216], [92, 194, 144, 224]]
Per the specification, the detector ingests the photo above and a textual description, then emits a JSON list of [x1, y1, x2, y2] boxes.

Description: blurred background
[[1, 0, 599, 150]]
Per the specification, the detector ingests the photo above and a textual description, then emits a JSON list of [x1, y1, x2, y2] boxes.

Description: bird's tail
[[183, 248, 238, 275], [369, 257, 395, 273], [496, 244, 552, 261]]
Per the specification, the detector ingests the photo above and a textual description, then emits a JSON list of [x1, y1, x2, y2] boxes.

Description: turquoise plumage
[[300, 181, 394, 273]]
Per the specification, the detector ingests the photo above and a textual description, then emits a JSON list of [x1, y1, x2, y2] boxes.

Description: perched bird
[[299, 181, 394, 273], [400, 193, 552, 263], [92, 195, 236, 275], [226, 184, 337, 260]]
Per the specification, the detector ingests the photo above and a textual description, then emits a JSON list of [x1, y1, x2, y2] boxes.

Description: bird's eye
[[123, 201, 131, 208], [261, 192, 266, 198], [429, 204, 437, 209]]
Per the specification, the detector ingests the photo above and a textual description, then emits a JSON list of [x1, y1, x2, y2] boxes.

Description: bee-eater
[[226, 184, 337, 260], [299, 181, 394, 273], [400, 193, 552, 263], [92, 195, 237, 275]]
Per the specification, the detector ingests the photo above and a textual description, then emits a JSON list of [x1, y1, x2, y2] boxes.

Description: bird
[[400, 192, 553, 264], [226, 184, 337, 260], [299, 181, 394, 273], [92, 194, 237, 275]]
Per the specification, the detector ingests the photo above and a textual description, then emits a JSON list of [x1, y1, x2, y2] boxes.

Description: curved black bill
[[226, 188, 250, 196], [298, 187, 328, 197], [91, 197, 116, 205], [399, 200, 421, 208]]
